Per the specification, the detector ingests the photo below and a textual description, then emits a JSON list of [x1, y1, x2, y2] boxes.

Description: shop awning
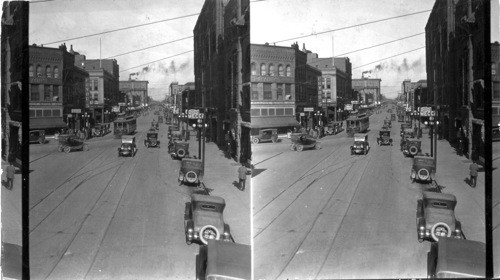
[[251, 116, 300, 129], [30, 118, 67, 130]]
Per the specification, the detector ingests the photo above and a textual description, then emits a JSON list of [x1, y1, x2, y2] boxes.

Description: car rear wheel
[[252, 137, 259, 144], [177, 148, 186, 157], [199, 225, 220, 245], [431, 222, 451, 242], [296, 145, 304, 152]]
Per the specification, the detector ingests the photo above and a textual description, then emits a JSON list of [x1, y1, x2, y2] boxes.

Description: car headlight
[[179, 174, 184, 181], [188, 228, 193, 233], [419, 226, 425, 230]]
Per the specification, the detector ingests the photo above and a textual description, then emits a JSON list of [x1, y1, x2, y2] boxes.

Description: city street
[[29, 111, 250, 279], [252, 105, 485, 279], [493, 139, 500, 277]]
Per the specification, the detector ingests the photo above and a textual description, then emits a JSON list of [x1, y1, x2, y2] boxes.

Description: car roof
[[435, 238, 485, 277], [414, 155, 432, 160], [192, 194, 225, 204], [182, 158, 202, 164], [353, 133, 368, 137], [423, 191, 457, 202], [206, 240, 251, 280]]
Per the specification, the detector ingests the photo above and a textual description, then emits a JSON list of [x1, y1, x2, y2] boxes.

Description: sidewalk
[[1, 159, 23, 279]]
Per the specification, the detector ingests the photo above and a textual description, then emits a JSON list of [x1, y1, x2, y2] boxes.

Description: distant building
[[119, 80, 149, 108], [493, 42, 500, 127], [352, 78, 381, 108], [181, 82, 196, 113]]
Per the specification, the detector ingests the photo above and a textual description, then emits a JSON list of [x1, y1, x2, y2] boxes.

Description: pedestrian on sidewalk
[[238, 164, 247, 191], [5, 161, 16, 190], [469, 161, 479, 188]]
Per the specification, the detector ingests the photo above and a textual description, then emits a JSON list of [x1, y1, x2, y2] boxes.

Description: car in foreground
[[196, 240, 251, 280], [251, 128, 278, 144], [118, 135, 137, 157], [377, 130, 392, 146], [411, 155, 435, 183], [184, 194, 232, 245], [350, 133, 369, 155], [416, 192, 463, 242], [427, 237, 485, 278], [290, 133, 321, 152], [179, 158, 203, 185]]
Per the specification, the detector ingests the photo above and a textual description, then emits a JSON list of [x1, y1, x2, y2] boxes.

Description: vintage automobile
[[170, 141, 189, 159], [400, 123, 412, 137], [427, 237, 485, 278], [93, 123, 110, 137], [158, 115, 163, 124], [118, 135, 137, 157], [325, 121, 344, 135], [251, 128, 278, 144], [169, 126, 183, 141], [410, 155, 435, 183], [377, 130, 393, 146], [196, 240, 251, 280], [350, 133, 369, 155], [58, 134, 89, 153], [397, 114, 405, 122], [416, 192, 463, 243], [144, 130, 160, 148], [184, 194, 232, 245], [179, 158, 203, 185], [391, 113, 396, 121], [290, 133, 321, 152], [383, 119, 392, 128], [29, 130, 46, 144], [403, 139, 421, 157]]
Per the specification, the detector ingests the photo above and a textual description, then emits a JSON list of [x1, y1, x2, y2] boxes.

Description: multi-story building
[[223, 0, 250, 164], [29, 44, 88, 133], [75, 57, 120, 124], [426, 0, 487, 163], [307, 53, 352, 122], [119, 80, 149, 108], [181, 82, 196, 112], [493, 42, 500, 128], [2, 1, 27, 166], [194, 0, 227, 146], [352, 78, 381, 108]]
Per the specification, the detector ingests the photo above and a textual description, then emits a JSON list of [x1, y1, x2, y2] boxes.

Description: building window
[[46, 66, 52, 78], [251, 108, 260, 116], [285, 84, 291, 99], [93, 79, 98, 91], [278, 65, 284, 76], [251, 83, 259, 100], [53, 85, 59, 101], [30, 84, 40, 101], [276, 108, 285, 116], [52, 109, 61, 117], [251, 63, 256, 75], [261, 108, 268, 116], [44, 85, 52, 101], [326, 77, 331, 89], [260, 64, 266, 76], [269, 64, 275, 76], [54, 67, 59, 78], [277, 84, 283, 100], [43, 109, 52, 117], [263, 83, 272, 100], [285, 108, 293, 115], [36, 110, 43, 117], [36, 65, 42, 77], [286, 65, 291, 77], [29, 110, 35, 118], [268, 108, 276, 116], [94, 93, 99, 102], [29, 65, 34, 77]]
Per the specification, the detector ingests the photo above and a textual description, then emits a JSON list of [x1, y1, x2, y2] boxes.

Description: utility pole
[[236, 0, 243, 163], [466, 0, 474, 159]]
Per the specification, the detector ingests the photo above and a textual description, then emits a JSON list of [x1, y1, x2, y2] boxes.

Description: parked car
[[400, 123, 413, 137], [325, 121, 344, 135], [384, 119, 392, 128], [169, 126, 183, 141], [158, 115, 163, 123], [290, 133, 321, 152], [403, 139, 421, 157], [144, 130, 160, 148], [350, 133, 369, 155], [410, 155, 435, 183], [377, 130, 392, 146], [251, 128, 278, 144], [427, 237, 485, 278], [416, 192, 463, 242], [29, 130, 46, 144], [170, 141, 189, 159], [58, 134, 89, 153], [391, 113, 396, 121], [179, 158, 203, 185], [118, 135, 137, 157], [196, 240, 251, 280], [184, 194, 232, 245]]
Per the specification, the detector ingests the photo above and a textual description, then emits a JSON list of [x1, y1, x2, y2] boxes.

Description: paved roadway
[[29, 109, 250, 280], [493, 140, 500, 277], [252, 105, 485, 279]]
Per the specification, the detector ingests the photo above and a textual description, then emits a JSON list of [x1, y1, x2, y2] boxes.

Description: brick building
[[352, 78, 381, 107], [493, 42, 500, 127], [426, 0, 488, 163]]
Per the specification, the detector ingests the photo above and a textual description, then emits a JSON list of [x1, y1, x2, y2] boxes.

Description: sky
[[252, 0, 488, 100], [29, 0, 203, 101]]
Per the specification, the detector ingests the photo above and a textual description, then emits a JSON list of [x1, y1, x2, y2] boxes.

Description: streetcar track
[[29, 148, 120, 211]]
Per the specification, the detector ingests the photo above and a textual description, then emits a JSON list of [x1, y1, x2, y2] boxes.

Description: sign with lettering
[[304, 107, 314, 112]]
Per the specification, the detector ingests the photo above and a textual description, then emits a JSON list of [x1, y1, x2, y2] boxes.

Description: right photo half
[[251, 0, 489, 278]]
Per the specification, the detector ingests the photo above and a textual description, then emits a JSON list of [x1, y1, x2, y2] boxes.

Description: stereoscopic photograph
[[1, 0, 498, 279]]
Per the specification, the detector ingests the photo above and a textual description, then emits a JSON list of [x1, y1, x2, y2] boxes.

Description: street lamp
[[192, 119, 208, 160], [424, 116, 440, 170], [314, 111, 322, 127]]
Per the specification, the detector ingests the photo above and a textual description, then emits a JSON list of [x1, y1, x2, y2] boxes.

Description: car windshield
[[148, 134, 157, 138], [380, 131, 390, 136], [121, 143, 133, 148]]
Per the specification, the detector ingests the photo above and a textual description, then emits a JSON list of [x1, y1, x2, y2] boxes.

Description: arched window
[[29, 65, 34, 77], [269, 64, 275, 76], [260, 63, 266, 76], [53, 67, 59, 78], [251, 63, 256, 75], [278, 65, 284, 76], [36, 65, 42, 77], [286, 65, 291, 77], [93, 93, 99, 102], [46, 66, 52, 78]]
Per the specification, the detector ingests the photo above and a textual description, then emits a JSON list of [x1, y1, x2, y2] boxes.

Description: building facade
[[119, 80, 149, 108], [352, 78, 382, 107], [426, 0, 487, 163], [493, 42, 500, 127]]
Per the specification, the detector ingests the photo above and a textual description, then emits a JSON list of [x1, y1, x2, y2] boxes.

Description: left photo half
[[3, 0, 251, 279]]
